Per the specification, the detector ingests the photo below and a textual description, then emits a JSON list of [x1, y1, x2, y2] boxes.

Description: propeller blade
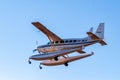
[[36, 41, 38, 45], [33, 49, 37, 53]]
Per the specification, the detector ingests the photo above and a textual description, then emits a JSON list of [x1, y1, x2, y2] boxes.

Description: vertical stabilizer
[[89, 27, 93, 33], [95, 23, 104, 39]]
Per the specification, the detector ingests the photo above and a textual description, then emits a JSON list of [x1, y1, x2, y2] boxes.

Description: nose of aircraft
[[29, 54, 43, 60], [29, 54, 38, 59], [30, 55, 35, 58], [28, 54, 40, 64]]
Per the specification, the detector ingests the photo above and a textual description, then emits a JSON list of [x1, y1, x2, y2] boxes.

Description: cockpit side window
[[69, 40, 72, 42], [47, 42, 51, 45], [65, 40, 68, 43], [60, 40, 64, 43]]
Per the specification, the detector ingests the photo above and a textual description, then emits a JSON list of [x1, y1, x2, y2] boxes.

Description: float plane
[[28, 22, 107, 69]]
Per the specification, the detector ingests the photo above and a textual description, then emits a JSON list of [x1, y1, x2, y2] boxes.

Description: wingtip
[[31, 22, 40, 24]]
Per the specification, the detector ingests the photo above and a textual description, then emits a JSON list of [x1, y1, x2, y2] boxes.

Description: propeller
[[33, 41, 38, 53], [33, 49, 37, 53]]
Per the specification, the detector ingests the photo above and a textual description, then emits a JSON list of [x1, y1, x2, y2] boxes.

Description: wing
[[32, 22, 62, 42]]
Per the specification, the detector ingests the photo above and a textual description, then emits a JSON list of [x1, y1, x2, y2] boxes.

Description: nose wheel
[[64, 62, 68, 66], [28, 59, 31, 64], [54, 56, 58, 61], [39, 64, 42, 69]]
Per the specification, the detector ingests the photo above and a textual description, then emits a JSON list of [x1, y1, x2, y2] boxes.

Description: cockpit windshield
[[47, 42, 51, 45]]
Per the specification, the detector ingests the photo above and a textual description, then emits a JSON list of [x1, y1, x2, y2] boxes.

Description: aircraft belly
[[41, 53, 93, 66]]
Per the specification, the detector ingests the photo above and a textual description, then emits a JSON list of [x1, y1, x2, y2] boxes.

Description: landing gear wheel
[[64, 62, 68, 66], [54, 56, 58, 61], [91, 51, 94, 55], [40, 66, 42, 69], [28, 60, 31, 64], [39, 64, 42, 69]]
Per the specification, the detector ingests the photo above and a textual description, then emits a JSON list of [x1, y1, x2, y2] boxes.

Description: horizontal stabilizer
[[87, 23, 107, 46], [87, 32, 99, 40], [99, 39, 107, 45], [87, 32, 107, 45]]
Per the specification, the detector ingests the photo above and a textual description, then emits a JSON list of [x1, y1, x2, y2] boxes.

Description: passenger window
[[69, 40, 72, 42], [73, 40, 77, 42], [60, 41, 64, 43], [65, 40, 68, 43], [55, 41, 58, 43], [82, 40, 84, 42]]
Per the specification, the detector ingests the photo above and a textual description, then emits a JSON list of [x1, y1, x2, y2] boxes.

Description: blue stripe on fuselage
[[38, 40, 99, 48]]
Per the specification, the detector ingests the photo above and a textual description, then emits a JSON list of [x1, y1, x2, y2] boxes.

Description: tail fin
[[95, 23, 104, 39], [87, 23, 107, 46], [89, 27, 93, 33]]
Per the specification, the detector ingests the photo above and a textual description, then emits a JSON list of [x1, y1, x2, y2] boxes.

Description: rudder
[[95, 23, 104, 39]]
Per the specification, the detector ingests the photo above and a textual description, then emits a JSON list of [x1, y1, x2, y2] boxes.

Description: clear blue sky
[[0, 0, 120, 80]]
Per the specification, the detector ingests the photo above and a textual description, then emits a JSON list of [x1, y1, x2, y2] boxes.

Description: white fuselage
[[37, 37, 100, 53]]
